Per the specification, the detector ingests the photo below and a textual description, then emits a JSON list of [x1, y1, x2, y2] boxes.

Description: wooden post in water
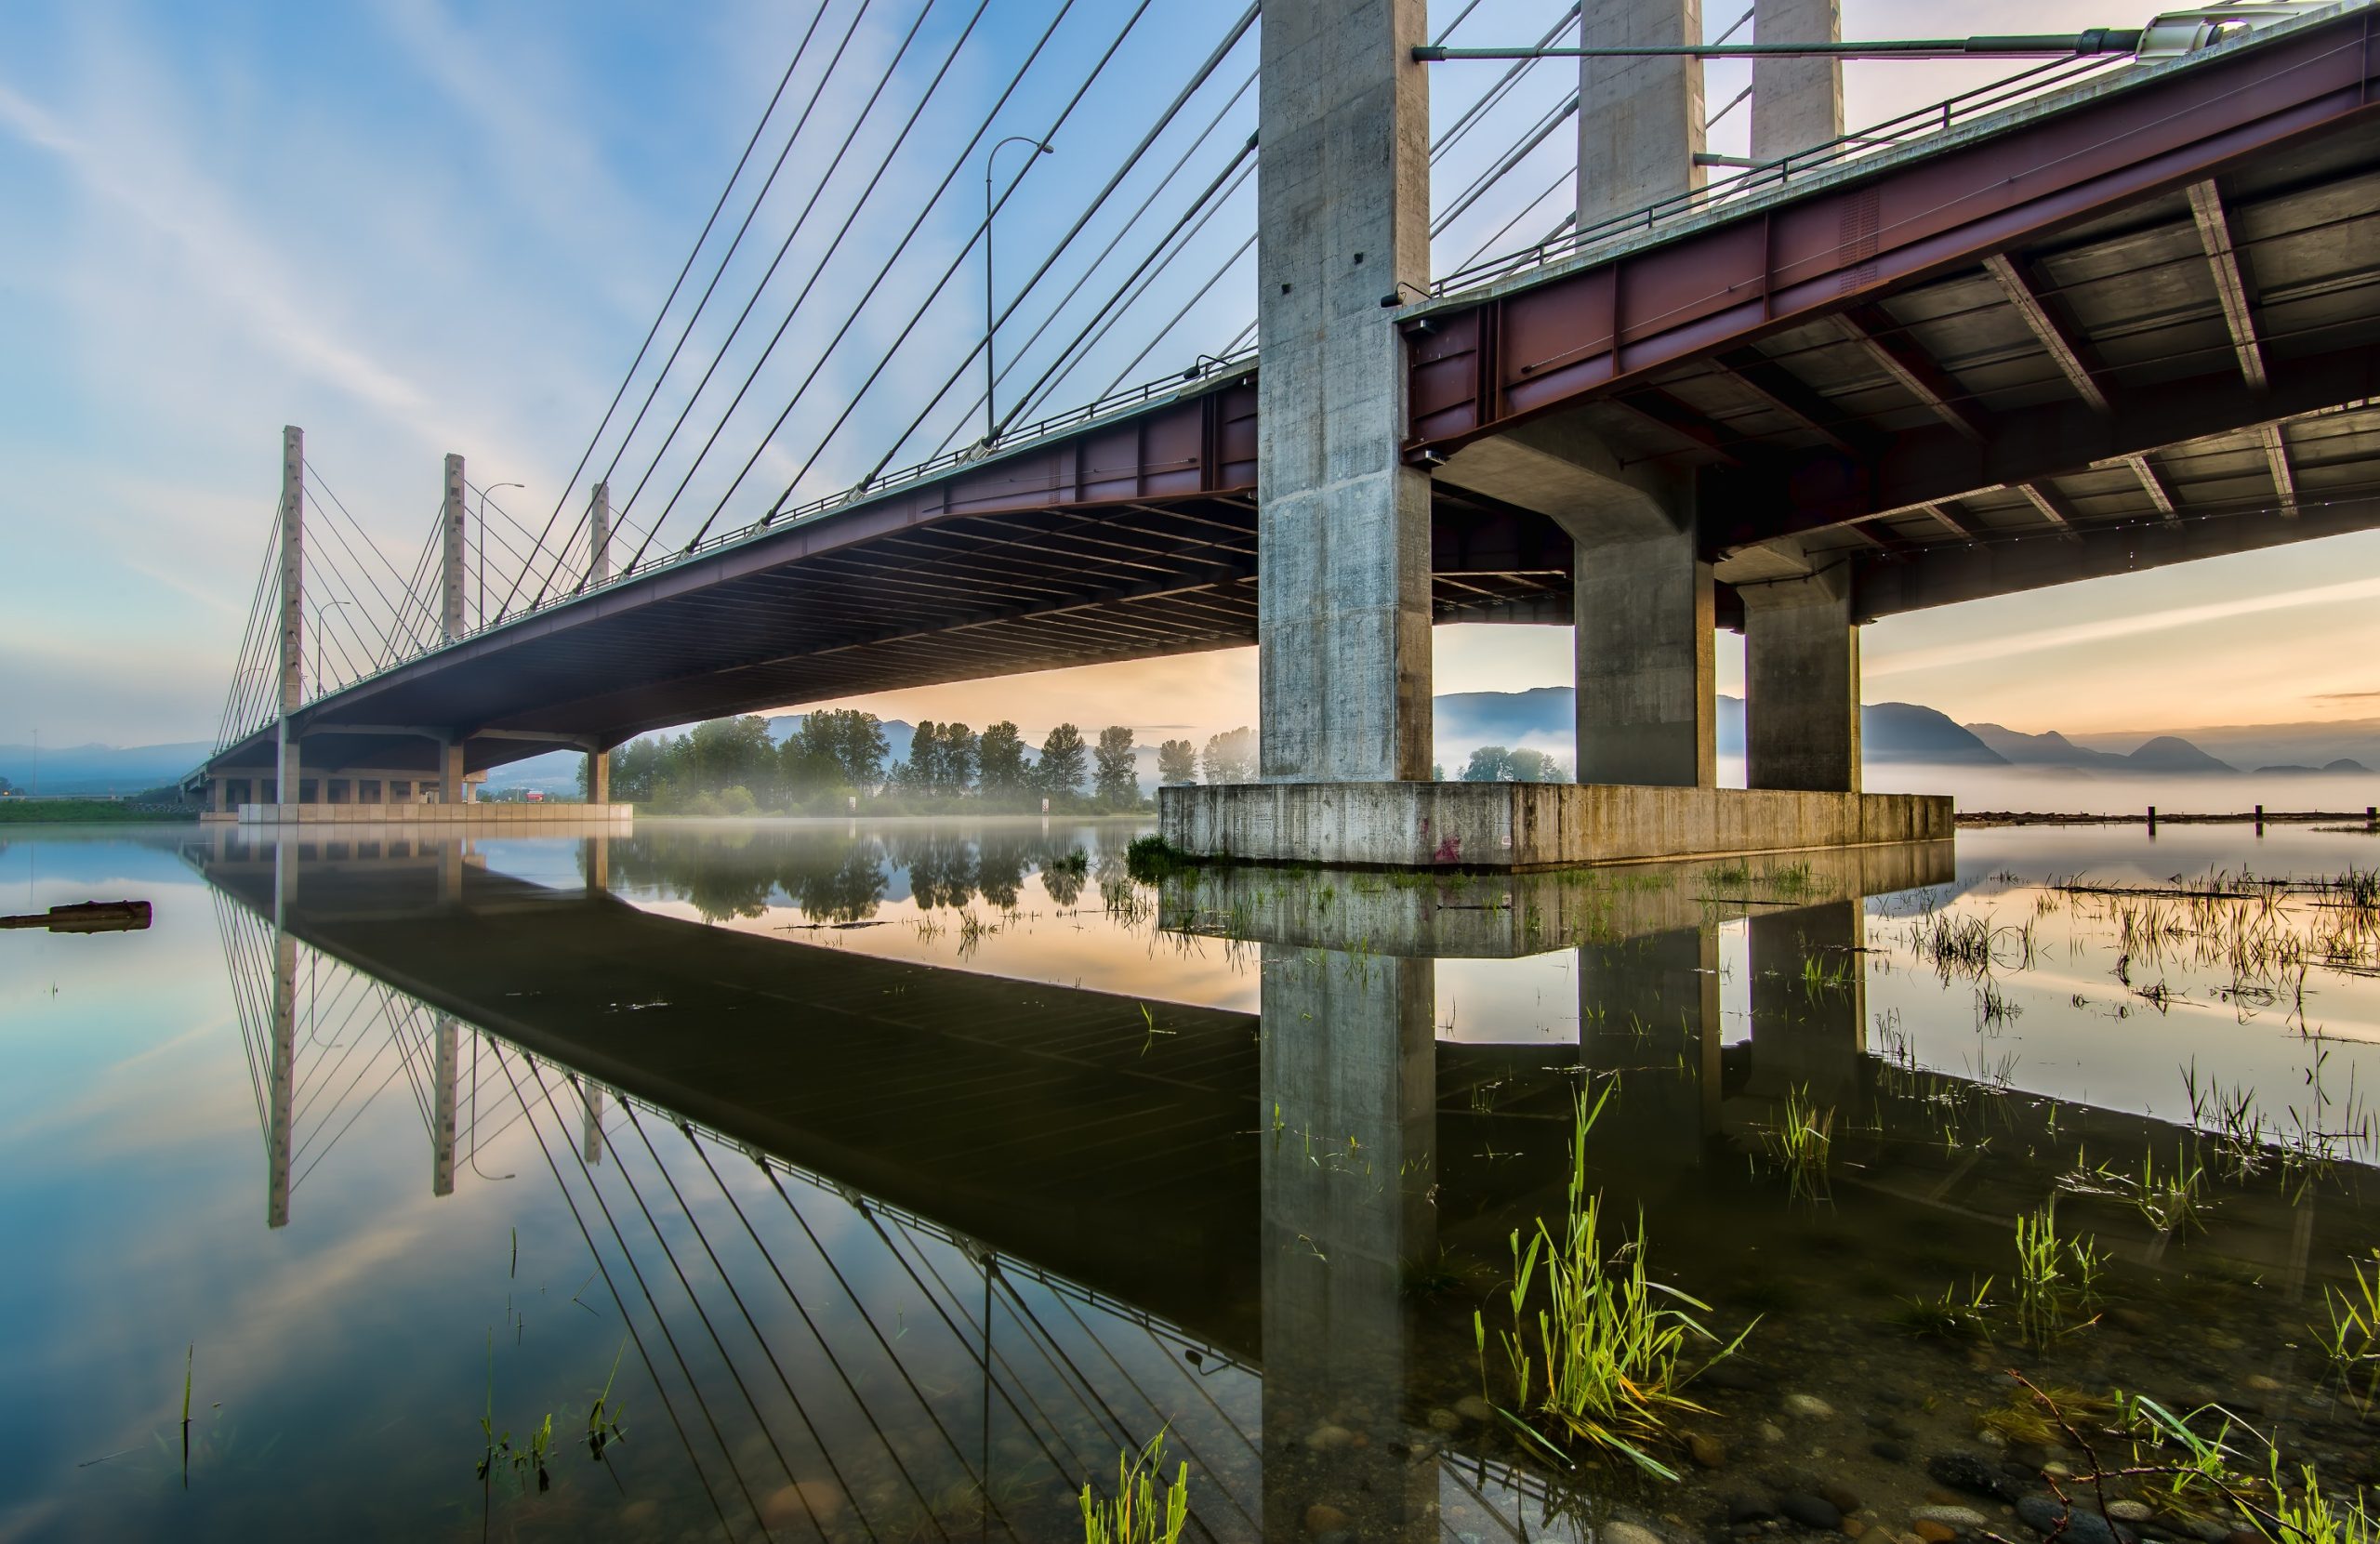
[[2146, 805, 2157, 835], [2254, 803, 2265, 835]]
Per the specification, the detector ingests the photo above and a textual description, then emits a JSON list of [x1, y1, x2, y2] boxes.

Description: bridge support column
[[439, 741, 466, 805], [1255, 0, 1434, 783], [1577, 519, 1716, 786], [1578, 0, 1703, 231], [443, 454, 468, 642], [433, 1016, 457, 1198], [1752, 0, 1844, 163], [587, 746, 610, 805], [1744, 567, 1860, 793], [1748, 898, 1866, 1111], [1260, 943, 1438, 1541], [278, 426, 305, 804]]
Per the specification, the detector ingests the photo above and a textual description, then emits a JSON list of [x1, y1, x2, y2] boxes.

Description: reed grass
[[1760, 1083, 1835, 1200], [1079, 1432, 1189, 1544], [1475, 1086, 1752, 1479]]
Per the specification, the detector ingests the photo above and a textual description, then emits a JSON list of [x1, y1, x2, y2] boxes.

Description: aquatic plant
[[2317, 1251, 2378, 1388], [2058, 1144, 2211, 1235], [1799, 952, 1850, 999], [1123, 835, 1197, 883], [1888, 1279, 1996, 1342], [1759, 1083, 1835, 1200], [2014, 1200, 2106, 1344], [1079, 1432, 1189, 1544], [1474, 1087, 1752, 1479]]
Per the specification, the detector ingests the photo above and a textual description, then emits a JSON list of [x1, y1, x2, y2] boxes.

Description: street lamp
[[985, 136, 1053, 444], [476, 482, 524, 629]]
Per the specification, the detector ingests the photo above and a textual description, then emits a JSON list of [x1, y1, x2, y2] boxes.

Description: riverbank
[[0, 800, 193, 825], [1958, 808, 2378, 828]]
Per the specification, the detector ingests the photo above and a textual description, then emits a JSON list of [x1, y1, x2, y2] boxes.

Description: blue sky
[[4, 0, 2376, 750]]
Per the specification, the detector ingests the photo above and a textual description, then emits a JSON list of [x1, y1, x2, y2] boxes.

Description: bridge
[[189, 2, 2380, 864]]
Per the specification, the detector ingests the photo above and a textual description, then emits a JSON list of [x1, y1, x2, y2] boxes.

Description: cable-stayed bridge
[[189, 2, 2380, 862]]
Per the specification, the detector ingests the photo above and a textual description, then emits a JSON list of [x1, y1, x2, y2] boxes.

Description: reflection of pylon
[[433, 1017, 457, 1197], [582, 1085, 604, 1166], [269, 928, 294, 1230]]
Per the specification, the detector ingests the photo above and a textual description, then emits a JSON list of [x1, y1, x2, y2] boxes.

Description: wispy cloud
[[1866, 574, 2380, 678]]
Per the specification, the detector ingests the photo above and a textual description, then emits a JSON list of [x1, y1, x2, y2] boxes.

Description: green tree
[[686, 716, 777, 794], [1462, 746, 1514, 783], [1036, 723, 1088, 797], [906, 719, 942, 794], [1200, 726, 1255, 785], [799, 709, 888, 789], [1093, 726, 1139, 808], [938, 722, 978, 797], [1157, 739, 1197, 785], [978, 721, 1029, 793]]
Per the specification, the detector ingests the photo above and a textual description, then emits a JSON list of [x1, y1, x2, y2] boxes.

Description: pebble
[[2108, 1503, 2154, 1524], [1729, 1495, 1779, 1525], [1820, 1485, 1863, 1516], [760, 1480, 845, 1528], [1928, 1454, 2019, 1502], [1306, 1423, 1355, 1452], [2244, 1375, 2283, 1393], [1871, 1441, 1910, 1464], [1427, 1407, 1463, 1433], [1910, 1508, 1990, 1530], [1691, 1433, 1728, 1470], [1785, 1393, 1839, 1421], [1760, 1421, 1788, 1445], [1913, 1524, 1958, 1543], [1454, 1394, 1495, 1422], [1606, 1522, 1670, 1544], [1779, 1495, 1844, 1533], [1305, 1502, 1353, 1534], [2016, 1497, 2126, 1544], [1977, 1428, 2010, 1449]]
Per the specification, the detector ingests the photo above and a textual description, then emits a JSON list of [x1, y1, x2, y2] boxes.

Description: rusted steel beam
[[1984, 253, 2109, 413], [2256, 422, 2301, 515], [1405, 9, 2379, 455], [1712, 347, 1881, 457], [2187, 178, 2269, 390], [2016, 481, 2088, 541], [1835, 305, 1991, 442], [2122, 452, 2183, 525], [1710, 336, 2380, 542]]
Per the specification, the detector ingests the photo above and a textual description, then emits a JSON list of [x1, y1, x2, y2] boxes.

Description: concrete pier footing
[[237, 802, 631, 827], [1161, 781, 1949, 871]]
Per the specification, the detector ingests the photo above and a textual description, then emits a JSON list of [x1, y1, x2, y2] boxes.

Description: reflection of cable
[[496, 1051, 749, 1542], [466, 1031, 514, 1181]]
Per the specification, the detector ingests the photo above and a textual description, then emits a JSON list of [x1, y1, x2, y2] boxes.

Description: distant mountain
[[1967, 722, 2237, 774], [0, 741, 212, 795], [1439, 690, 2003, 766], [2256, 759, 2373, 775]]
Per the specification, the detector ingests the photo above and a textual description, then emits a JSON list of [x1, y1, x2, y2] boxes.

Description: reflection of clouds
[[7, 1014, 251, 1155]]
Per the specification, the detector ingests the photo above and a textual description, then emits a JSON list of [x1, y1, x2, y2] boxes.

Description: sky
[[2, 0, 2373, 753]]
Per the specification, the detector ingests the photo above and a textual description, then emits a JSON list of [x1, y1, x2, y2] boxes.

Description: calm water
[[3, 818, 2377, 1542]]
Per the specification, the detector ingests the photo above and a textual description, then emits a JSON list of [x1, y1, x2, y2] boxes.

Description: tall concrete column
[[433, 1016, 458, 1198], [583, 835, 611, 894], [1744, 567, 1860, 792], [1752, 0, 1844, 164], [1578, 0, 1704, 231], [278, 426, 305, 805], [1577, 521, 1716, 786], [1259, 943, 1438, 1541], [439, 740, 467, 806], [588, 482, 612, 587], [210, 778, 228, 814], [587, 746, 610, 806], [442, 453, 468, 642], [1256, 0, 1434, 783]]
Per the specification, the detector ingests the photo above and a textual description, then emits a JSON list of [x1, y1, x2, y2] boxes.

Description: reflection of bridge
[[191, 827, 2370, 1538], [192, 7, 2380, 867]]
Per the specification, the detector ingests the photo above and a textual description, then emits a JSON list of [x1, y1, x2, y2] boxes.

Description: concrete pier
[[1255, 0, 1434, 782], [237, 801, 631, 827], [1162, 781, 1947, 871], [1577, 518, 1716, 786], [1744, 566, 1862, 792]]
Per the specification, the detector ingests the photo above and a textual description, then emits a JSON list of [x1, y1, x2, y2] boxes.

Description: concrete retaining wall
[[1159, 782, 1950, 870], [237, 802, 631, 827]]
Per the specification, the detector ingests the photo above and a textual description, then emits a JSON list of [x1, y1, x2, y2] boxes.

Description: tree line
[[590, 711, 1146, 814]]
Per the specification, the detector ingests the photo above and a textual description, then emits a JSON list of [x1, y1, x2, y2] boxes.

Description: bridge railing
[[1429, 49, 2137, 298]]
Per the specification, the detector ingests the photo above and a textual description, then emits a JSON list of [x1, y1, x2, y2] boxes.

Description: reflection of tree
[[788, 843, 888, 923], [975, 843, 1025, 910], [898, 834, 979, 910], [1041, 862, 1085, 908]]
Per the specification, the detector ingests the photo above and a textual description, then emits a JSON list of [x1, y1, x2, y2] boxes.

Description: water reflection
[[7, 823, 2376, 1540]]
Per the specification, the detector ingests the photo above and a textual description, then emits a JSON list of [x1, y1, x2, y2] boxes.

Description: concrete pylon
[[269, 838, 296, 1228], [439, 741, 467, 808], [1752, 0, 1844, 164], [588, 482, 611, 587], [1259, 943, 1438, 1541], [1748, 899, 1866, 1110], [1577, 519, 1716, 786], [1256, 0, 1434, 783], [277, 427, 305, 804], [1579, 921, 1723, 1160], [1578, 0, 1705, 231], [1744, 567, 1861, 792], [442, 454, 468, 642]]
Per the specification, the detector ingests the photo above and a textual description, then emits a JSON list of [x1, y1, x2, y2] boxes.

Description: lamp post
[[476, 482, 524, 629], [985, 136, 1052, 444]]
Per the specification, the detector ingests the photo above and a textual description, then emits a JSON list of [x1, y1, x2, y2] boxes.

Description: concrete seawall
[[235, 802, 632, 828], [1160, 782, 1951, 870]]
